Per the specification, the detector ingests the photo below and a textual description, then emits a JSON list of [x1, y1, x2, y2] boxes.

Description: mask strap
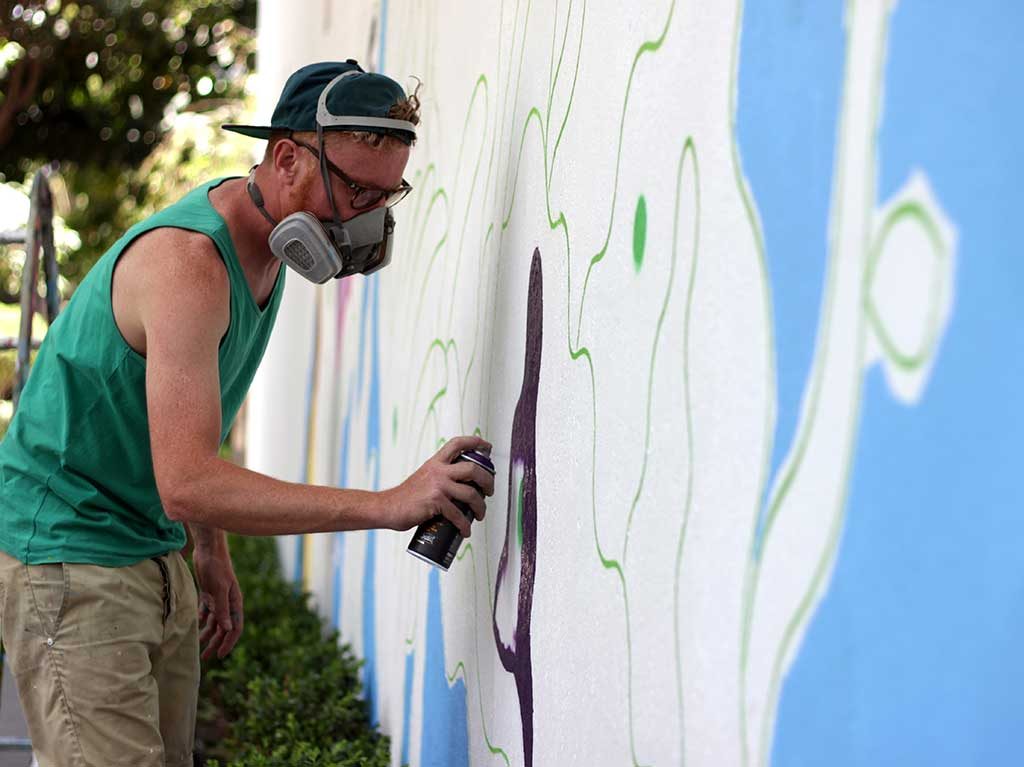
[[246, 166, 279, 227], [317, 124, 346, 229]]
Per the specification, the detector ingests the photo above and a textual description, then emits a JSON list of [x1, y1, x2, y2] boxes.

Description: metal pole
[[40, 179, 59, 327], [2, 168, 59, 755], [13, 172, 44, 409]]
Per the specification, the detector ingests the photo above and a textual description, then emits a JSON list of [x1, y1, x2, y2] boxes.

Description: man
[[0, 60, 494, 767]]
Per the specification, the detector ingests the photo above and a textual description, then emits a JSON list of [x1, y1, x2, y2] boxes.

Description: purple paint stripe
[[492, 248, 542, 767]]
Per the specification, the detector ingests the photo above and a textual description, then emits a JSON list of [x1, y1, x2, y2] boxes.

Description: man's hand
[[380, 436, 495, 537], [193, 544, 244, 660]]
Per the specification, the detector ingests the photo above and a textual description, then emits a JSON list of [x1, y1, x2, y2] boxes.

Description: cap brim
[[221, 124, 275, 139]]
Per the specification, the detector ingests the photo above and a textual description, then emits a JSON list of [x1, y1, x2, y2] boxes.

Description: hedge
[[194, 534, 393, 767]]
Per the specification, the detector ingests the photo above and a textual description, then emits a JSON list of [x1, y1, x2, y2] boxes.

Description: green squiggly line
[[388, 0, 696, 762], [399, 184, 448, 403], [623, 136, 696, 565], [547, 0, 560, 112], [865, 201, 948, 370], [568, 340, 649, 767], [751, 8, 894, 766], [550, 0, 585, 181], [499, 0, 535, 215], [446, 77, 491, 333], [451, 541, 513, 766], [669, 137, 701, 767], [409, 208, 451, 357], [500, 108, 546, 230], [463, 223, 496, 420], [545, 0, 574, 153], [443, 76, 491, 329], [404, 338, 455, 645], [447, 661, 467, 681], [469, 1, 683, 763], [560, 5, 681, 762], [573, 0, 678, 353], [407, 338, 453, 466], [369, 7, 514, 763]]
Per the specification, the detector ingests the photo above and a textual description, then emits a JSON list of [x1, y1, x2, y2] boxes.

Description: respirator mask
[[246, 169, 395, 283], [246, 70, 415, 284]]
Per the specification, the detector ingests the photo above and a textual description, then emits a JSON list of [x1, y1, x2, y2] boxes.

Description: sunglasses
[[292, 138, 413, 210]]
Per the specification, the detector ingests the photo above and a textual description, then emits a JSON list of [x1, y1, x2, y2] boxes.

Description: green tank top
[[0, 177, 286, 566]]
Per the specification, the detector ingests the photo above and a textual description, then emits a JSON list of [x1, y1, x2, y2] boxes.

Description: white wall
[[244, 1, 1024, 765]]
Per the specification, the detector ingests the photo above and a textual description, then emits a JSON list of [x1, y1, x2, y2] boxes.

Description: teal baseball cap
[[223, 60, 417, 144]]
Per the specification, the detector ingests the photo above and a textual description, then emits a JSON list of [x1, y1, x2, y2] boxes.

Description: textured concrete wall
[[246, 1, 1023, 764]]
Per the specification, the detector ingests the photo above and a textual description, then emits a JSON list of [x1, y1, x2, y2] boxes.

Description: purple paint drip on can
[[406, 449, 496, 571]]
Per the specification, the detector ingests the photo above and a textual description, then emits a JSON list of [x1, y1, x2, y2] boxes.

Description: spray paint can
[[407, 449, 496, 571]]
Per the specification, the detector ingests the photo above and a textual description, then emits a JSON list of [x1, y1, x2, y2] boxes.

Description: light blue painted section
[[419, 569, 470, 767], [292, 534, 304, 585], [401, 650, 415, 765], [295, 295, 323, 584], [359, 0, 389, 725], [330, 539, 344, 629], [362, 527, 379, 724], [332, 378, 358, 629], [738, 1, 1024, 764], [738, 1, 843, 548], [358, 280, 371, 402], [367, 281, 383, 489], [362, 278, 384, 725]]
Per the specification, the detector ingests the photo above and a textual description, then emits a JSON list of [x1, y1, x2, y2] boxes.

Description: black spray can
[[407, 449, 496, 571]]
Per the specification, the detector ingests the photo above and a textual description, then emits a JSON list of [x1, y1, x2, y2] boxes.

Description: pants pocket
[[24, 562, 69, 639]]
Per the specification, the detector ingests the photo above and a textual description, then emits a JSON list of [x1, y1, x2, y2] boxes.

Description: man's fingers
[[198, 615, 218, 647], [198, 600, 239, 659], [198, 611, 214, 638], [449, 462, 495, 497], [201, 624, 227, 660], [217, 621, 241, 658], [229, 585, 244, 623], [439, 499, 472, 538], [447, 481, 485, 522], [220, 587, 244, 657], [436, 436, 492, 464]]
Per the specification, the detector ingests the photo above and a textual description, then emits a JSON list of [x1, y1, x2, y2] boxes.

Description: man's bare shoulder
[[121, 226, 229, 293], [113, 227, 230, 356]]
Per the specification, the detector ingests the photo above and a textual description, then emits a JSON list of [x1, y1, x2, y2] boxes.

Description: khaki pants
[[0, 549, 199, 767]]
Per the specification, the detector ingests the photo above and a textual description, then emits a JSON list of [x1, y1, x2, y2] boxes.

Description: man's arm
[[189, 519, 245, 660], [129, 229, 494, 537], [134, 230, 380, 534], [189, 521, 228, 554]]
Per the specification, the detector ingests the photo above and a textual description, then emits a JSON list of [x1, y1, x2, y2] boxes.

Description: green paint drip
[[392, 406, 398, 444], [517, 473, 526, 548], [633, 195, 647, 272]]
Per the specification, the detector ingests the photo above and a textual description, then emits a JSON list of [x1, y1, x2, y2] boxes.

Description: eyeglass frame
[[289, 135, 413, 211]]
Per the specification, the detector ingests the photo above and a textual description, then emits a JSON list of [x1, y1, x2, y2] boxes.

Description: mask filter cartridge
[[283, 239, 315, 270]]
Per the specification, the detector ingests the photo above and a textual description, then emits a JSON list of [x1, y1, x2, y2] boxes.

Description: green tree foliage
[[0, 0, 258, 286]]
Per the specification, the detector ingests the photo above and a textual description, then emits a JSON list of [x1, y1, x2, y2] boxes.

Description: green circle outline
[[864, 200, 948, 371]]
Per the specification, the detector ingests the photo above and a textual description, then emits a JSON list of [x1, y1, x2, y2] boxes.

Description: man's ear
[[272, 139, 300, 187]]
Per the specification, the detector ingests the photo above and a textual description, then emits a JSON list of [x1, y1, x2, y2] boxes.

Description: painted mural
[[246, 1, 1023, 765]]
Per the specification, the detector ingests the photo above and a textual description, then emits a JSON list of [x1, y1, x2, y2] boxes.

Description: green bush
[[196, 535, 392, 767]]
